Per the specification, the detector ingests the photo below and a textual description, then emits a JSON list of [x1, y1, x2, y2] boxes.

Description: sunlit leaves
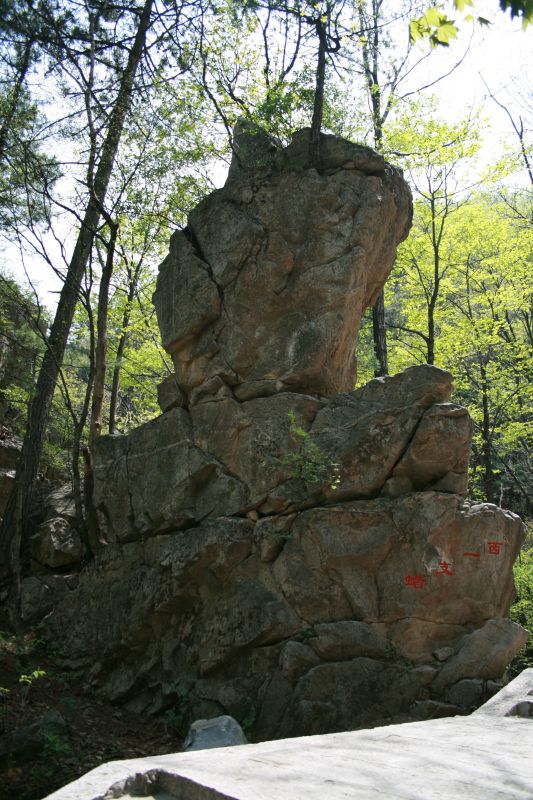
[[409, 7, 459, 47]]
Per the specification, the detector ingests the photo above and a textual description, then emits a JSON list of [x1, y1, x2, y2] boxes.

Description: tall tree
[[0, 0, 155, 590], [353, 0, 473, 375], [385, 107, 481, 364]]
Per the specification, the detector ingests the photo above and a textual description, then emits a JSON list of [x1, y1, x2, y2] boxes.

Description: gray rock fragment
[[446, 678, 484, 709], [183, 715, 248, 752]]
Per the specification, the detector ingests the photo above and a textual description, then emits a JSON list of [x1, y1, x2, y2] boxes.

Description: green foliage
[[18, 667, 46, 706], [0, 87, 60, 229], [0, 272, 48, 434], [239, 706, 257, 731], [409, 6, 461, 47], [509, 523, 533, 673], [18, 668, 46, 687], [410, 0, 532, 49], [280, 410, 340, 489], [371, 102, 533, 514], [299, 627, 317, 641], [42, 732, 72, 758]]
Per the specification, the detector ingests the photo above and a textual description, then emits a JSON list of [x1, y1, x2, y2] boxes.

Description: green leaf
[[436, 21, 459, 43], [422, 6, 442, 26], [409, 19, 423, 43]]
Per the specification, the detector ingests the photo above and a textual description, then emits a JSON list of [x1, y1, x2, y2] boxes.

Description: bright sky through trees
[[2, 0, 532, 310]]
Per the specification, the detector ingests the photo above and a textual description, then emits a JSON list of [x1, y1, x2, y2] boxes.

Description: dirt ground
[[0, 629, 182, 800]]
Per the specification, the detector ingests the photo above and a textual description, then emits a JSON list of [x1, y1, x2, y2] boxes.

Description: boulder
[[0, 428, 20, 519], [31, 517, 84, 568], [384, 402, 472, 497], [40, 484, 77, 523], [309, 621, 388, 661], [0, 428, 21, 470], [91, 408, 249, 542], [91, 366, 473, 539], [432, 619, 529, 692], [183, 715, 248, 751], [310, 365, 455, 500], [157, 373, 186, 413], [153, 127, 412, 403], [446, 679, 484, 709]]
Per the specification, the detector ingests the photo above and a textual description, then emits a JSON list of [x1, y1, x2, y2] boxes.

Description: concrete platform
[[45, 669, 533, 800]]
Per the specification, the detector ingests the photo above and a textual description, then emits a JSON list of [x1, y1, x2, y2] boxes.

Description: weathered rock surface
[[30, 489, 526, 740], [0, 428, 20, 519], [28, 484, 85, 569], [153, 124, 412, 403], [91, 364, 474, 537], [29, 125, 528, 743], [30, 517, 84, 568]]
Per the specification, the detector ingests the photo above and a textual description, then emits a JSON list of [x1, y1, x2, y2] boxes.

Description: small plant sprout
[[18, 668, 46, 706], [281, 410, 341, 490]]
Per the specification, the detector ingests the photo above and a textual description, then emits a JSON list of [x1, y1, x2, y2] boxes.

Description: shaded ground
[[0, 630, 182, 800]]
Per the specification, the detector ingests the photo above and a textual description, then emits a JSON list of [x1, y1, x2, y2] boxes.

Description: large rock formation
[[25, 126, 527, 741], [153, 123, 412, 402]]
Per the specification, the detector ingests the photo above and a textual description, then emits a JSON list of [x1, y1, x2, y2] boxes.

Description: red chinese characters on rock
[[433, 560, 454, 576], [404, 538, 508, 592], [404, 575, 426, 590]]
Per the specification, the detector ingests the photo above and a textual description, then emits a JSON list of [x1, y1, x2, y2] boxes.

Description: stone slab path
[[45, 669, 533, 800]]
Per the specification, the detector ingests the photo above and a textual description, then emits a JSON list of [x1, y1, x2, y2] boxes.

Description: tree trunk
[[89, 222, 117, 444], [427, 302, 435, 365], [372, 291, 388, 376], [108, 322, 127, 435], [479, 358, 496, 503], [309, 20, 327, 167], [108, 262, 142, 434], [0, 0, 154, 585], [359, 2, 388, 375]]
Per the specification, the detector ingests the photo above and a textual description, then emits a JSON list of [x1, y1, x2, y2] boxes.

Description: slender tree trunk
[[71, 372, 94, 556], [372, 293, 388, 376], [359, 1, 388, 375], [427, 302, 435, 364], [68, 287, 97, 556], [0, 0, 154, 585], [309, 20, 327, 167], [369, 72, 388, 374], [89, 222, 117, 444], [108, 262, 142, 434], [108, 325, 127, 435], [479, 357, 496, 503]]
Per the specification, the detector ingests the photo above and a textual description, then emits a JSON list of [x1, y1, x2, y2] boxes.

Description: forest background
[[0, 0, 531, 652]]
